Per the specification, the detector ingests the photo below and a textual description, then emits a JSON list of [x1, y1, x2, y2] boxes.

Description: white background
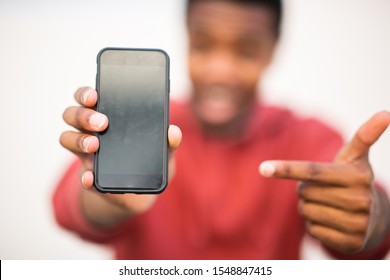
[[0, 0, 389, 259], [3, 260, 390, 279]]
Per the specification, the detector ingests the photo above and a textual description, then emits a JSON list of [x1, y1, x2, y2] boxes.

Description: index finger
[[259, 160, 363, 185], [74, 87, 98, 108]]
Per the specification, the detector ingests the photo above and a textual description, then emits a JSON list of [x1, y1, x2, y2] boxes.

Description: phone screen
[[94, 48, 169, 193]]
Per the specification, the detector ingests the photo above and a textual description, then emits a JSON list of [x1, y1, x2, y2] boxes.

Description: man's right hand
[[59, 87, 182, 227]]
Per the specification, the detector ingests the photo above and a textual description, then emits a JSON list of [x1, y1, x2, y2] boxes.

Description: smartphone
[[94, 48, 170, 194]]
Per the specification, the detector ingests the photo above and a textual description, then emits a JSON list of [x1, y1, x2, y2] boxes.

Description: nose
[[204, 51, 237, 85]]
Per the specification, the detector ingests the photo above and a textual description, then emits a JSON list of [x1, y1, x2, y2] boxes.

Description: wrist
[[80, 187, 132, 229], [363, 187, 390, 251]]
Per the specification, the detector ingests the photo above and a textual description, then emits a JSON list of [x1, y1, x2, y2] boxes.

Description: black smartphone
[[94, 48, 170, 194]]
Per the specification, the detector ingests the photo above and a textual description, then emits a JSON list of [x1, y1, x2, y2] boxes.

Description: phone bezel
[[93, 47, 170, 194]]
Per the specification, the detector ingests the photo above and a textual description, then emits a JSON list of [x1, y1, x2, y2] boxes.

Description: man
[[54, 0, 390, 259]]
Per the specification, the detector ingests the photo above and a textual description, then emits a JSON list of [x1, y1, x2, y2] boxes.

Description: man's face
[[187, 1, 277, 129]]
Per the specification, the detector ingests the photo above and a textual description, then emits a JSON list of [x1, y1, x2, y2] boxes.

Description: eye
[[191, 38, 212, 53], [189, 30, 214, 54], [235, 39, 267, 60], [237, 46, 259, 59]]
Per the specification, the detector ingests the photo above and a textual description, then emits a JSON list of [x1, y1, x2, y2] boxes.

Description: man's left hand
[[260, 111, 390, 253]]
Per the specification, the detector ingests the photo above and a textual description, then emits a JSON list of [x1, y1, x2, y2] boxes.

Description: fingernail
[[82, 137, 93, 152], [82, 89, 92, 104], [260, 162, 276, 177], [81, 173, 86, 187], [89, 113, 106, 129]]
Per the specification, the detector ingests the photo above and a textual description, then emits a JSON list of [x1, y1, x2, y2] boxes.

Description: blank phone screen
[[95, 49, 168, 191]]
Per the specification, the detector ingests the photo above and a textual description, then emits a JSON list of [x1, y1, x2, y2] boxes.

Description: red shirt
[[53, 101, 390, 259]]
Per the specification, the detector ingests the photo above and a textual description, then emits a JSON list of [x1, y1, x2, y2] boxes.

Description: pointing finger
[[259, 160, 371, 186]]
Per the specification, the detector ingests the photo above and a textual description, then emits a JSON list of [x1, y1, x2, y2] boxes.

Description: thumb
[[337, 111, 390, 162], [168, 124, 182, 150]]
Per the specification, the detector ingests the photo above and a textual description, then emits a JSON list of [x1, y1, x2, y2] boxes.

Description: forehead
[[187, 1, 276, 39]]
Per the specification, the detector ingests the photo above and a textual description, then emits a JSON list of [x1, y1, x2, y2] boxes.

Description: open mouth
[[200, 86, 235, 110], [195, 86, 238, 124]]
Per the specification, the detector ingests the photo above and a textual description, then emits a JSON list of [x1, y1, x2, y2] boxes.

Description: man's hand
[[259, 111, 390, 253], [60, 87, 182, 227]]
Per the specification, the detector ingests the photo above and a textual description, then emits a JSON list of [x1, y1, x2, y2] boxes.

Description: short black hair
[[187, 0, 282, 37]]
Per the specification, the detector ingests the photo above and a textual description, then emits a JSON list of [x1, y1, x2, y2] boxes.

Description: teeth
[[204, 86, 234, 101]]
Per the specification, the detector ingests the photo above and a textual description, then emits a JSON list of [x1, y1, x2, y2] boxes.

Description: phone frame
[[93, 47, 170, 194]]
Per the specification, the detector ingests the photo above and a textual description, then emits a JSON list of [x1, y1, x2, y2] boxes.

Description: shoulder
[[262, 104, 340, 137], [259, 104, 344, 161], [170, 99, 189, 120]]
